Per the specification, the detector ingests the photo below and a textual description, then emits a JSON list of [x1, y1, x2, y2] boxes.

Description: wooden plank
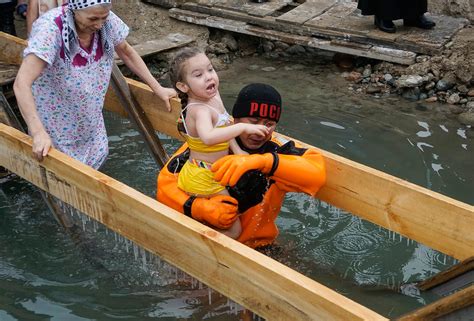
[[110, 63, 169, 167], [1, 32, 471, 259], [0, 32, 27, 65], [114, 33, 194, 65], [169, 9, 416, 64], [242, 0, 290, 18], [0, 124, 387, 321], [104, 77, 182, 140], [397, 285, 474, 321], [418, 256, 474, 291], [276, 0, 336, 25]]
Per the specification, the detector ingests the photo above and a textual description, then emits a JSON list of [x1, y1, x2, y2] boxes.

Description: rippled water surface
[[1, 54, 472, 320]]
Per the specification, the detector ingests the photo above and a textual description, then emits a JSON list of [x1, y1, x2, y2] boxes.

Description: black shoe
[[374, 16, 396, 33], [404, 14, 436, 29]]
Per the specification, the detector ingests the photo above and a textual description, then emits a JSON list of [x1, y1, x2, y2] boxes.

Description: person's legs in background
[[0, 0, 18, 36]]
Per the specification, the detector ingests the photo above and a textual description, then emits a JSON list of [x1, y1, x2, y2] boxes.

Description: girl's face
[[177, 53, 219, 101], [74, 5, 111, 35]]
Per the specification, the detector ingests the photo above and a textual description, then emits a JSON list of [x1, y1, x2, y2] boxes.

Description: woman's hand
[[31, 130, 52, 162], [152, 85, 177, 112]]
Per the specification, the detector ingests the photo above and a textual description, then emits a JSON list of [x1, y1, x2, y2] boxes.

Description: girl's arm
[[229, 138, 248, 155], [26, 0, 39, 37], [115, 40, 176, 111], [193, 108, 269, 146], [13, 54, 51, 161]]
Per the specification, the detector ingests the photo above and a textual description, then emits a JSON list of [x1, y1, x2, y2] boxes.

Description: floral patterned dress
[[24, 6, 129, 169]]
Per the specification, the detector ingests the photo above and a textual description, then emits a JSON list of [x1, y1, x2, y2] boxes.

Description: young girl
[[169, 47, 270, 239]]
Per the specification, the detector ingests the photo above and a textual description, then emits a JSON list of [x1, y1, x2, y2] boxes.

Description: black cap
[[232, 83, 282, 122]]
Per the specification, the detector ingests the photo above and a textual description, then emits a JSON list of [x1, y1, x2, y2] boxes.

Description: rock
[[261, 66, 276, 72], [467, 101, 474, 109], [248, 64, 260, 71], [419, 93, 428, 100], [458, 112, 474, 126], [460, 98, 468, 104], [415, 55, 430, 63], [286, 45, 306, 55], [396, 75, 424, 88], [262, 40, 274, 53], [425, 81, 436, 90], [449, 105, 465, 114], [221, 33, 238, 52], [402, 87, 420, 101], [425, 96, 438, 103], [274, 41, 290, 51], [447, 93, 461, 104], [362, 67, 372, 78], [436, 78, 455, 91], [457, 85, 469, 93], [366, 86, 381, 94], [468, 89, 474, 97], [383, 74, 393, 82], [344, 71, 362, 82]]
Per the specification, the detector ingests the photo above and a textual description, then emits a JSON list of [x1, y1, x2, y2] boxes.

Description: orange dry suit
[[157, 133, 326, 249]]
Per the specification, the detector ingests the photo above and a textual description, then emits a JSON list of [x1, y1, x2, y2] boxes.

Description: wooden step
[[114, 33, 194, 65]]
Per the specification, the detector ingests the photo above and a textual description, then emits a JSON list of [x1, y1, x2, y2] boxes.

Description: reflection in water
[[1, 54, 472, 320]]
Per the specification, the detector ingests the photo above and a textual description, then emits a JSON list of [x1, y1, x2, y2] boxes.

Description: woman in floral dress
[[14, 0, 176, 169]]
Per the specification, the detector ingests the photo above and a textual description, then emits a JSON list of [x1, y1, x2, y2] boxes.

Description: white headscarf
[[61, 0, 113, 65]]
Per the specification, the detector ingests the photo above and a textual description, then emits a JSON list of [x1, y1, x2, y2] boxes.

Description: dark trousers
[[357, 0, 428, 21], [0, 0, 18, 36]]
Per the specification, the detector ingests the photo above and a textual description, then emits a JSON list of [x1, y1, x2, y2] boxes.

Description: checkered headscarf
[[61, 0, 113, 65]]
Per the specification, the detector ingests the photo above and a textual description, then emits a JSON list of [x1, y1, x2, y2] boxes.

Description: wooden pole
[[110, 63, 169, 168], [397, 285, 474, 321]]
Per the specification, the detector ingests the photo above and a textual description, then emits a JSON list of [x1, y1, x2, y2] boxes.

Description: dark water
[[1, 55, 472, 320]]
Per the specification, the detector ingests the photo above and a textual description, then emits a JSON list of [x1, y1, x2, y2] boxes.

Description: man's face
[[235, 117, 277, 150]]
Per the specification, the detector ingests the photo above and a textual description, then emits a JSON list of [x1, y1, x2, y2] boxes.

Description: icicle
[[208, 287, 212, 305]]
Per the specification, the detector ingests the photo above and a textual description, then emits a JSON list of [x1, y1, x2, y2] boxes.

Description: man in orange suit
[[157, 83, 326, 249]]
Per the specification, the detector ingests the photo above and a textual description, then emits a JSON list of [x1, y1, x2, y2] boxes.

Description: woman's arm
[[26, 0, 39, 37], [13, 54, 51, 161], [114, 40, 176, 111]]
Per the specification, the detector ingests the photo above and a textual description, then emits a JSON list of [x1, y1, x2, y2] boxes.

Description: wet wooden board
[[397, 285, 474, 321], [115, 33, 194, 65], [170, 8, 416, 65], [418, 256, 474, 296], [276, 0, 336, 25]]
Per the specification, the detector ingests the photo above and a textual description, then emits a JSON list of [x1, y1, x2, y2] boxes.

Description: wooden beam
[[397, 285, 474, 321], [105, 79, 473, 261], [1, 32, 472, 260], [0, 32, 27, 65], [0, 124, 387, 321], [417, 256, 474, 291], [110, 63, 169, 167]]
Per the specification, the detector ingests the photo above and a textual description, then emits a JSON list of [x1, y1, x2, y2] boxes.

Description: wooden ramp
[[144, 0, 469, 65]]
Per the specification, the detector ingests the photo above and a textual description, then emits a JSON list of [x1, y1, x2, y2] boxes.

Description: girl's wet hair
[[169, 47, 204, 110]]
